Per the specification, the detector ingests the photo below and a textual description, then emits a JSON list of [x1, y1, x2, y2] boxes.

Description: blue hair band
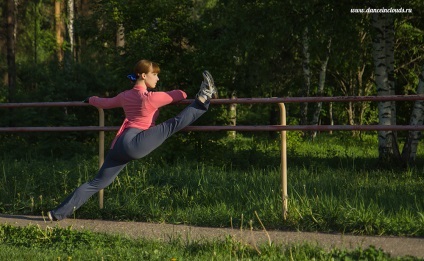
[[127, 73, 137, 82]]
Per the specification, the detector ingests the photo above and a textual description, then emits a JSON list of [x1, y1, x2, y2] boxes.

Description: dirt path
[[1, 214, 423, 259]]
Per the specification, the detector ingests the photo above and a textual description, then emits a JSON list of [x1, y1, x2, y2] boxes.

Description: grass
[[1, 132, 424, 259], [1, 133, 423, 237], [0, 224, 420, 260]]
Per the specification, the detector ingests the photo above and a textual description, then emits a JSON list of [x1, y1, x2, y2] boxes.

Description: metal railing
[[1, 95, 424, 219]]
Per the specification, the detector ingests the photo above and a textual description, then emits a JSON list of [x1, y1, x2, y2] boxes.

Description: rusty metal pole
[[97, 108, 105, 209], [279, 103, 288, 220]]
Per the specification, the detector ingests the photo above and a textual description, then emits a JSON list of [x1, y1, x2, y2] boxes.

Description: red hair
[[134, 59, 160, 78]]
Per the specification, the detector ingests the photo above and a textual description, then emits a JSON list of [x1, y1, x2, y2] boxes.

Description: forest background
[[1, 0, 424, 166]]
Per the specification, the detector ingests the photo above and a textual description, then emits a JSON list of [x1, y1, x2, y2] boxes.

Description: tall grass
[[1, 132, 423, 236]]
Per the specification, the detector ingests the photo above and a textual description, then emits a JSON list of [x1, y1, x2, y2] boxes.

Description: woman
[[48, 59, 216, 221]]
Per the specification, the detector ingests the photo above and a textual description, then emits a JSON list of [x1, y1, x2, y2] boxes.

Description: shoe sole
[[47, 211, 57, 221]]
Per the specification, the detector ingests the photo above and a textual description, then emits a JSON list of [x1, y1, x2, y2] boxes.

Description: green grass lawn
[[0, 224, 419, 261], [1, 132, 423, 259], [1, 133, 423, 236]]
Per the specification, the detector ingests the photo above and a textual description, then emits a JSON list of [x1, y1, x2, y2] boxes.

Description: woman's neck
[[134, 81, 147, 90]]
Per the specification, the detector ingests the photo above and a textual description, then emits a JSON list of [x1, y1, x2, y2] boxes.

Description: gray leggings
[[52, 99, 209, 220]]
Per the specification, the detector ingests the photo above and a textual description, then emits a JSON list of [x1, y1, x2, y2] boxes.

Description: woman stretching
[[48, 59, 216, 221]]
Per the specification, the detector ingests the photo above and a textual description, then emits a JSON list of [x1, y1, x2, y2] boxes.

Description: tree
[[66, 0, 75, 60], [291, 0, 336, 137], [329, 12, 375, 131], [6, 0, 17, 102], [74, 0, 90, 61], [372, 12, 400, 163], [55, 0, 64, 62], [300, 26, 311, 126], [369, 0, 424, 165], [311, 37, 331, 139], [401, 66, 424, 165]]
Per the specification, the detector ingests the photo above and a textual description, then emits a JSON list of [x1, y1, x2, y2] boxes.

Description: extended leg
[[126, 99, 209, 159], [50, 154, 128, 220], [125, 70, 217, 159]]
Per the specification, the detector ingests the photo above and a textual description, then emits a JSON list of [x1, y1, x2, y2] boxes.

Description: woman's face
[[142, 69, 159, 88]]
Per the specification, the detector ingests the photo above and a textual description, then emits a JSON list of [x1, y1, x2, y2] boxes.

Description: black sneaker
[[197, 70, 217, 100], [47, 211, 58, 221]]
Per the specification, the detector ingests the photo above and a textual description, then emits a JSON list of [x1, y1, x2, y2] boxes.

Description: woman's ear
[[141, 73, 147, 79]]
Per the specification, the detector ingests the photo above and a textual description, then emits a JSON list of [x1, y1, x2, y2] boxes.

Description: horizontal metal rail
[[2, 125, 424, 132], [0, 102, 88, 108], [184, 95, 424, 104], [1, 94, 424, 108]]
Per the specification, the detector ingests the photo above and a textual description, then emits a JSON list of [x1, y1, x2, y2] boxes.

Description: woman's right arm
[[148, 90, 187, 108]]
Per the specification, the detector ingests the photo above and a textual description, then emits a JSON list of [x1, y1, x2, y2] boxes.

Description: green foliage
[[17, 1, 56, 65]]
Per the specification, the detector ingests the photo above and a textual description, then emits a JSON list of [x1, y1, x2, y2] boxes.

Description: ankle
[[196, 95, 207, 104]]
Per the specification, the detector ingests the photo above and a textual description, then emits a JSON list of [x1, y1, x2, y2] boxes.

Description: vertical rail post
[[279, 103, 288, 220], [97, 108, 105, 209]]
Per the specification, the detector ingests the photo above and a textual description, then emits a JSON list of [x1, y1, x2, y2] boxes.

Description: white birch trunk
[[228, 91, 237, 139], [116, 23, 125, 53], [401, 67, 424, 165], [300, 27, 310, 126], [372, 13, 400, 162], [67, 0, 75, 59], [311, 38, 331, 139]]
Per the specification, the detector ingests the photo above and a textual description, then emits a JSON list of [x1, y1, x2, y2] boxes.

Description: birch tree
[[228, 90, 237, 139], [311, 38, 331, 139], [66, 0, 75, 59], [372, 12, 401, 162], [116, 23, 125, 52], [401, 67, 424, 165], [300, 26, 311, 126]]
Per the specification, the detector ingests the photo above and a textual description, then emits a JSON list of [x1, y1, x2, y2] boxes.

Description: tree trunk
[[1, 3, 6, 86], [116, 23, 125, 54], [6, 0, 17, 103], [311, 38, 331, 139], [55, 0, 64, 62], [401, 66, 424, 166], [347, 101, 355, 125], [300, 27, 310, 127], [67, 0, 75, 60], [228, 91, 237, 139], [372, 13, 400, 163], [75, 0, 90, 61], [329, 102, 333, 135]]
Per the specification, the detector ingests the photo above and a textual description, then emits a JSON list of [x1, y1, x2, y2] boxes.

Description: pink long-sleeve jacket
[[89, 84, 187, 148]]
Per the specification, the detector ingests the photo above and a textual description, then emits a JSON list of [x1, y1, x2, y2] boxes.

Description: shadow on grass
[[0, 214, 45, 222]]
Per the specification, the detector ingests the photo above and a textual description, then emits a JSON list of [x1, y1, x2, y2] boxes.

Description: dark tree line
[[0, 0, 423, 165]]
